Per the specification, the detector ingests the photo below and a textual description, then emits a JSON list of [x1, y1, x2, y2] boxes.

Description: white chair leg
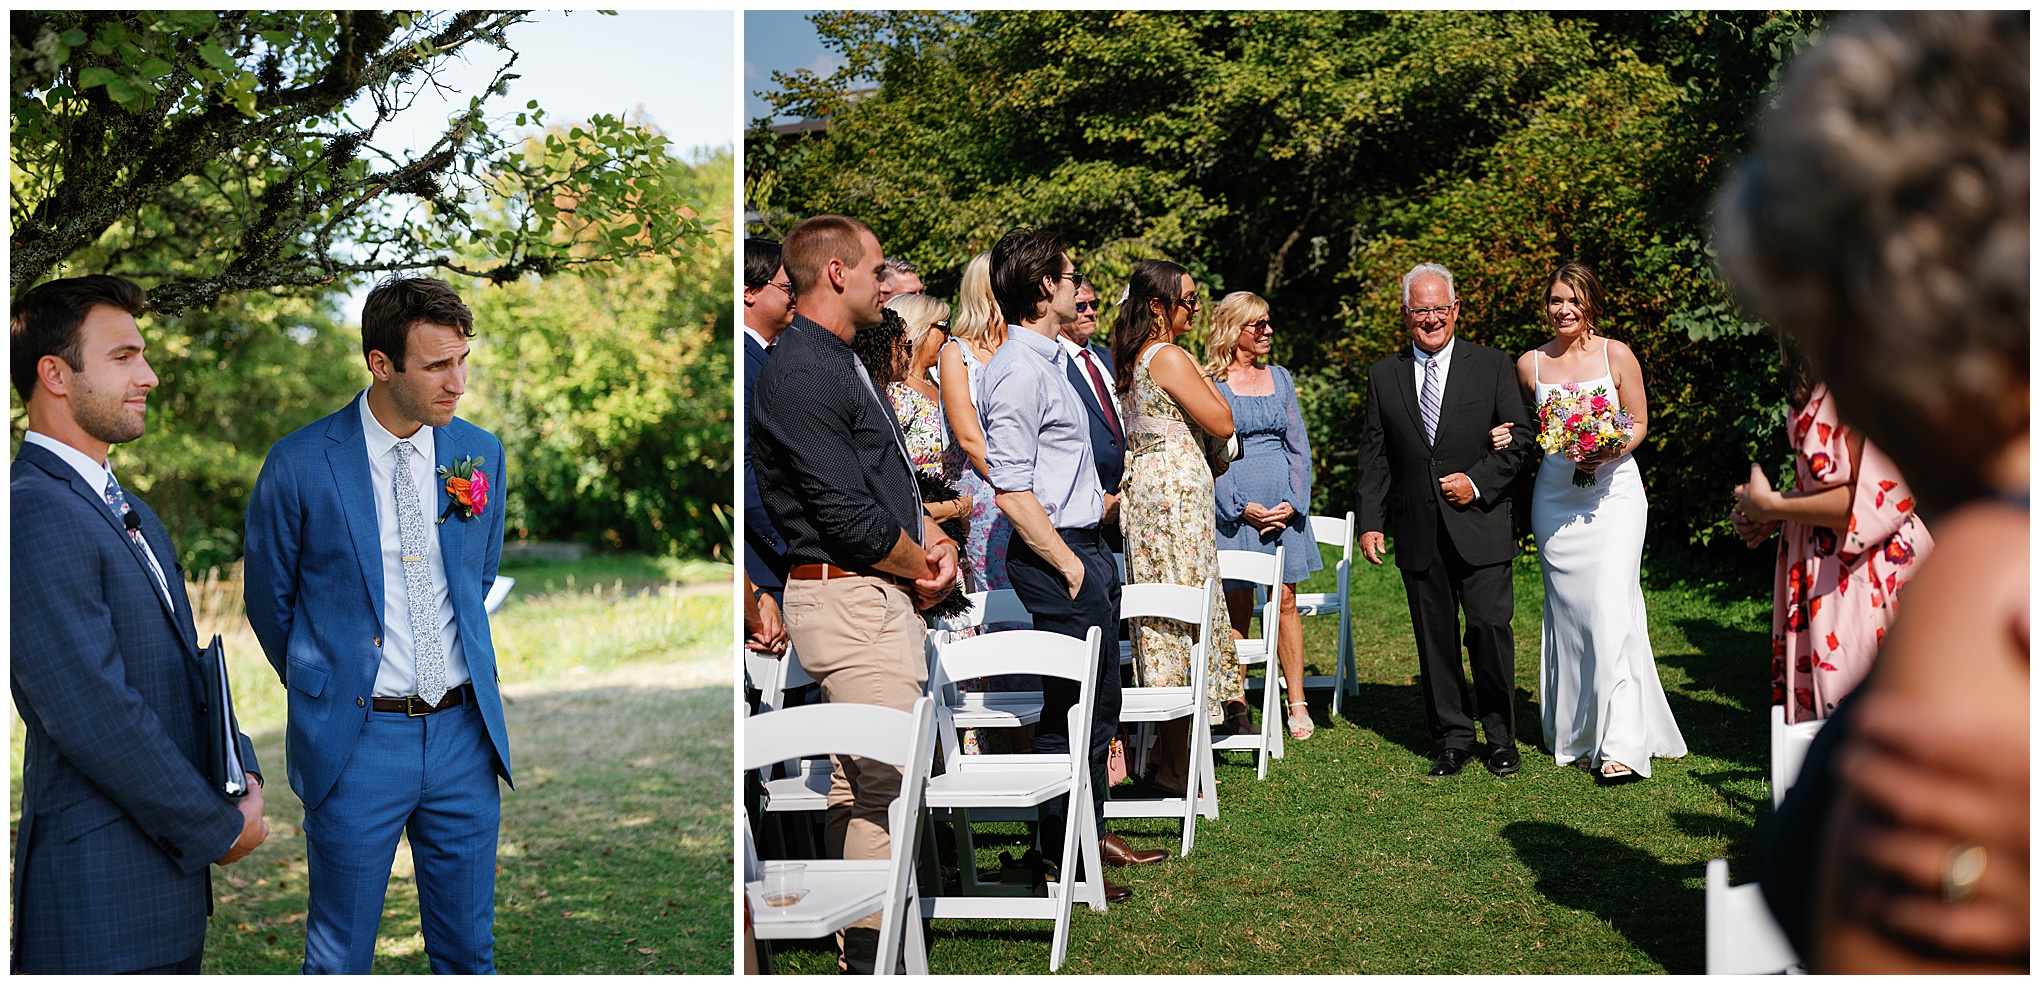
[[1076, 794, 1106, 911], [1191, 726, 1207, 823], [903, 891, 930, 975]]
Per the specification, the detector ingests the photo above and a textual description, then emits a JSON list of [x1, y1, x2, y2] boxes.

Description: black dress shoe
[[1103, 877, 1133, 903], [1428, 748, 1473, 776], [1486, 745, 1522, 776]]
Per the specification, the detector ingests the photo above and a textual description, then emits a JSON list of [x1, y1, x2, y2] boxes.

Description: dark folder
[[199, 635, 249, 798]]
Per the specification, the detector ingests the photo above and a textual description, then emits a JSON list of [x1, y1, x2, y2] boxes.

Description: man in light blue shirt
[[979, 229, 1169, 903]]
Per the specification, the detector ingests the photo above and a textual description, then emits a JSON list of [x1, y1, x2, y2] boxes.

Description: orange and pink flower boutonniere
[[437, 456, 489, 523]]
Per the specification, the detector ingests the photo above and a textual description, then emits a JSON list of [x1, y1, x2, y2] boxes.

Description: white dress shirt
[[1412, 337, 1482, 500], [25, 430, 175, 607], [358, 393, 470, 698], [1057, 335, 1114, 397]]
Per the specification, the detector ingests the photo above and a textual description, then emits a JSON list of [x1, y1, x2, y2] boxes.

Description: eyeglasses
[[1406, 302, 1456, 318], [768, 280, 796, 301], [1169, 295, 1203, 313], [1052, 269, 1089, 288], [1075, 300, 1098, 314], [1242, 318, 1273, 333], [931, 321, 950, 332]]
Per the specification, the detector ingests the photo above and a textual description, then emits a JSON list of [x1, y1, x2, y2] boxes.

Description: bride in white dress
[[1502, 264, 1686, 782]]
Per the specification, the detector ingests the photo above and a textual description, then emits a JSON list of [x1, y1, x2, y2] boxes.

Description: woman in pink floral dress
[[1733, 369, 1933, 723]]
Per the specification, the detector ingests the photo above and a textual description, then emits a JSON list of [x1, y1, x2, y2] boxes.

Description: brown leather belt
[[371, 681, 475, 717], [788, 563, 910, 588]]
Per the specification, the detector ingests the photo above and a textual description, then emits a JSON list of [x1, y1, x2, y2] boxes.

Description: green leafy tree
[[462, 147, 734, 561], [11, 10, 707, 312]]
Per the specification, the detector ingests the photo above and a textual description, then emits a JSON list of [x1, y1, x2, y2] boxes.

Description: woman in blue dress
[[1206, 291, 1323, 740]]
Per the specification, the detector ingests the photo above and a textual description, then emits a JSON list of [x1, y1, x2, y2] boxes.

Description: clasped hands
[[912, 540, 960, 610], [1240, 501, 1297, 536], [1730, 463, 1784, 547], [216, 776, 269, 866]]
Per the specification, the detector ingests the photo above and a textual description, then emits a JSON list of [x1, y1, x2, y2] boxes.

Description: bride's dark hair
[[1111, 258, 1191, 394]]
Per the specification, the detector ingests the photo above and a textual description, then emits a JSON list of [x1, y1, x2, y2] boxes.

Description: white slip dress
[[1531, 347, 1687, 776]]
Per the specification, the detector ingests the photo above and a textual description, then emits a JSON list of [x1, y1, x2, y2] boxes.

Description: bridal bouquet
[[1537, 383, 1633, 487]]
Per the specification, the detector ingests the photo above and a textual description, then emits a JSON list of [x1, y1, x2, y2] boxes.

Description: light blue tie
[[1420, 354, 1442, 445], [394, 441, 448, 705], [103, 472, 171, 604]]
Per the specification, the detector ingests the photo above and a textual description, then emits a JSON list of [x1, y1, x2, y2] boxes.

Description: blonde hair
[[885, 292, 952, 349], [1203, 291, 1269, 380], [949, 251, 1003, 345]]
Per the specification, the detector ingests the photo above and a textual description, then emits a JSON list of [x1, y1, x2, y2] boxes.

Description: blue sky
[[744, 10, 837, 124], [343, 10, 734, 321]]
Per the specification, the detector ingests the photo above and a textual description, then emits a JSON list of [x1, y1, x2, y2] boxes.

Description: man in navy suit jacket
[[10, 275, 269, 974], [1056, 279, 1126, 549], [742, 237, 794, 653], [244, 276, 510, 974]]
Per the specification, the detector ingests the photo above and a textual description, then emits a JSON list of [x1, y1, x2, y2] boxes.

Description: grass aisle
[[11, 554, 734, 974], [773, 543, 1773, 975]]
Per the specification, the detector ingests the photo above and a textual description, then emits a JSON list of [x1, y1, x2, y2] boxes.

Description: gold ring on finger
[[1941, 843, 1987, 903]]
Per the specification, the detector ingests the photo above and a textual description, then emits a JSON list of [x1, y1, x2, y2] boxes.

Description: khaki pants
[[779, 574, 927, 933]]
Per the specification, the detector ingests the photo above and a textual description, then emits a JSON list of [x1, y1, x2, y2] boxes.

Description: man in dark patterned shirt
[[748, 214, 958, 972]]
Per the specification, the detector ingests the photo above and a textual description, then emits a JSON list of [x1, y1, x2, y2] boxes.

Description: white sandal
[[1285, 700, 1314, 741]]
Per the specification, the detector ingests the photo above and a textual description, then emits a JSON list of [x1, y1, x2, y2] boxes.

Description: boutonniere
[[437, 456, 489, 523]]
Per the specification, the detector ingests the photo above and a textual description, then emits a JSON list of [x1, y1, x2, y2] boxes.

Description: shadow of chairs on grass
[[1503, 820, 1707, 974]]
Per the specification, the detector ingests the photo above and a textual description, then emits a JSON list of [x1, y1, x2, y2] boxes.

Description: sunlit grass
[[11, 555, 735, 974]]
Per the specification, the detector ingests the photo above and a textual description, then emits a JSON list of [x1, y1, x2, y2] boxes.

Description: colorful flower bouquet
[[1536, 383, 1633, 487]]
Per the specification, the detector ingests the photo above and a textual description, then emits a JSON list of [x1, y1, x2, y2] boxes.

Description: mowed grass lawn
[[10, 553, 734, 974], [770, 541, 1775, 974]]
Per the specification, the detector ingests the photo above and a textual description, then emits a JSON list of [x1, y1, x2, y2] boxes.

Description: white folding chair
[[744, 698, 937, 976], [756, 646, 831, 813], [1293, 512, 1356, 715], [921, 627, 1107, 972], [1214, 548, 1285, 779], [483, 575, 515, 615], [938, 591, 1042, 732], [1109, 579, 1219, 854], [1704, 858, 1801, 974], [1769, 704, 1825, 808]]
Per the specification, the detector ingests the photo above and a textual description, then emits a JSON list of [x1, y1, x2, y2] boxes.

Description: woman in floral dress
[[936, 252, 1015, 594], [1112, 258, 1242, 795], [1733, 356, 1933, 723]]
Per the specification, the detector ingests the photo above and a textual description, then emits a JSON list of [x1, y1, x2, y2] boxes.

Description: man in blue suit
[[10, 275, 270, 973], [741, 237, 794, 654], [1056, 279, 1125, 550], [244, 275, 510, 974]]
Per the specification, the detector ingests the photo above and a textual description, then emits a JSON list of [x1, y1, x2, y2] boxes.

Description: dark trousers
[[1003, 526, 1122, 865], [1400, 513, 1517, 754]]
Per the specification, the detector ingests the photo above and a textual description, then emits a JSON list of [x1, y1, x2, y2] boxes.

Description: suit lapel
[[1395, 347, 1426, 446], [324, 403, 386, 631], [434, 428, 469, 614], [1064, 356, 1111, 431], [23, 445, 183, 627]]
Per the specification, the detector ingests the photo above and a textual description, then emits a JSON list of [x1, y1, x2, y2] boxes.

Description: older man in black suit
[[1356, 262, 1534, 778]]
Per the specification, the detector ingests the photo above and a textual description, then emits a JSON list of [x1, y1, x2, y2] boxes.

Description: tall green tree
[[462, 148, 734, 562], [11, 10, 707, 312]]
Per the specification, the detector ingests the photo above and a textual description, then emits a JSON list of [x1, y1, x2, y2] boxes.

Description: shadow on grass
[[200, 676, 730, 974], [1503, 820, 1705, 974]]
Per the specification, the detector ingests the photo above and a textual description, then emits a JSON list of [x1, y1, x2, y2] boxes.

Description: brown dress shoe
[[1104, 876, 1133, 903], [1100, 832, 1170, 867]]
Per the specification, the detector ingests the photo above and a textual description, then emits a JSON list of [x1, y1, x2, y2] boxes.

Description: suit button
[[357, 697, 366, 707], [373, 636, 383, 647]]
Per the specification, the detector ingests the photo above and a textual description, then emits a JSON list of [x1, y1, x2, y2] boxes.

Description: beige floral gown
[[1120, 343, 1242, 710]]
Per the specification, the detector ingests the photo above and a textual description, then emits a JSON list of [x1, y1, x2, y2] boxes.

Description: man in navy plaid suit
[[245, 275, 510, 974], [10, 275, 270, 974]]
